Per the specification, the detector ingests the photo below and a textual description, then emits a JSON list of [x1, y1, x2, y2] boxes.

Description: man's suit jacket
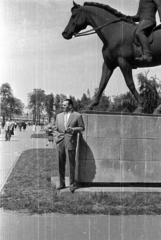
[[53, 111, 85, 150]]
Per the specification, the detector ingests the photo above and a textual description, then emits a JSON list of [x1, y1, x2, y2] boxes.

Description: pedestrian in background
[[4, 119, 11, 141], [32, 123, 36, 134], [45, 118, 55, 146], [10, 120, 15, 136], [14, 121, 17, 129], [22, 121, 27, 131], [18, 121, 22, 131]]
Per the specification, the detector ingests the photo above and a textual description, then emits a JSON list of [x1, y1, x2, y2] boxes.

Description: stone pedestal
[[77, 112, 161, 183]]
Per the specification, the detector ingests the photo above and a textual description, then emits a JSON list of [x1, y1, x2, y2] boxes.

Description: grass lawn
[[1, 148, 161, 215], [31, 133, 48, 138]]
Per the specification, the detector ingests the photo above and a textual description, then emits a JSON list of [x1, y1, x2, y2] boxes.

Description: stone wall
[[77, 112, 161, 183]]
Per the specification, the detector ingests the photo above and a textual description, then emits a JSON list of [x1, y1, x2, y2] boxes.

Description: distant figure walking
[[10, 120, 15, 136], [32, 123, 36, 134], [14, 121, 17, 129], [4, 119, 11, 141], [18, 121, 22, 131], [22, 121, 27, 131]]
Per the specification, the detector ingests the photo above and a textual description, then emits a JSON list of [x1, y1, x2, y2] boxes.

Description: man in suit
[[129, 0, 161, 62], [53, 99, 85, 193]]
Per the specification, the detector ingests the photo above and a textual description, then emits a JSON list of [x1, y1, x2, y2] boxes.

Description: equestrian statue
[[62, 1, 161, 113]]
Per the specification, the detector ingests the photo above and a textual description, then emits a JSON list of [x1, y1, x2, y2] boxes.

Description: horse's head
[[62, 1, 87, 40]]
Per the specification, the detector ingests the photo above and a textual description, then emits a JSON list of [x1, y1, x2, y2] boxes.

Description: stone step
[[51, 177, 161, 196]]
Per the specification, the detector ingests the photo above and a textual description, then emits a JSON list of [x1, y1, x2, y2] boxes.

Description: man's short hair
[[64, 98, 73, 106]]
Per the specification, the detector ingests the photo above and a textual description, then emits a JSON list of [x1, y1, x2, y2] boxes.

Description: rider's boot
[[135, 50, 152, 63], [135, 34, 153, 62]]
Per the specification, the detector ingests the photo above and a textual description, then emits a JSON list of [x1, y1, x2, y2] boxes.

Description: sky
[[1, 0, 161, 106]]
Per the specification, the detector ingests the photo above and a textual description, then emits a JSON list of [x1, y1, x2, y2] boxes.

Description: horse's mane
[[84, 2, 135, 25]]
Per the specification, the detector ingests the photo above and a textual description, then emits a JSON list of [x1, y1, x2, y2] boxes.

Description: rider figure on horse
[[129, 0, 161, 63]]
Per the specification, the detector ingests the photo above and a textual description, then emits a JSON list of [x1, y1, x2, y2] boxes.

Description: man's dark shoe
[[70, 183, 78, 193], [135, 54, 152, 63], [56, 184, 66, 190]]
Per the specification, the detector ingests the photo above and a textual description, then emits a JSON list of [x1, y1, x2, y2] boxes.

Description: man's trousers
[[56, 140, 76, 186], [135, 19, 156, 54]]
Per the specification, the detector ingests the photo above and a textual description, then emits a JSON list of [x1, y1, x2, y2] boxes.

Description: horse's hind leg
[[118, 58, 144, 113], [86, 62, 114, 110]]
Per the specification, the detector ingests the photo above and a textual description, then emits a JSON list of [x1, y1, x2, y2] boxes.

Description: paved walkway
[[0, 212, 161, 240], [0, 126, 48, 192], [0, 127, 161, 240]]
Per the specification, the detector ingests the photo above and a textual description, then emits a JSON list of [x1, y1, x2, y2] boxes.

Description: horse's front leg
[[118, 58, 144, 113], [86, 62, 114, 110]]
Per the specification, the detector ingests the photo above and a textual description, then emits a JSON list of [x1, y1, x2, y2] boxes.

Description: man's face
[[62, 100, 72, 112]]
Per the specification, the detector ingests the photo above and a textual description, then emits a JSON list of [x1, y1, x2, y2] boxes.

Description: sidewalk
[[0, 211, 161, 240], [0, 127, 161, 240], [0, 126, 48, 192]]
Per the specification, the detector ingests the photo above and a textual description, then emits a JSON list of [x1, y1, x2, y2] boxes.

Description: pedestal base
[[78, 112, 161, 183]]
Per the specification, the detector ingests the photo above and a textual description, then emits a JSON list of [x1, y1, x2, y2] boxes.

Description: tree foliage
[[0, 83, 24, 122], [28, 89, 45, 123], [109, 72, 161, 113], [69, 95, 81, 111], [54, 94, 67, 114], [8, 97, 24, 117], [92, 88, 110, 111], [110, 91, 137, 112], [0, 83, 12, 98], [137, 72, 161, 113], [80, 93, 91, 110], [25, 71, 161, 120], [45, 94, 54, 121]]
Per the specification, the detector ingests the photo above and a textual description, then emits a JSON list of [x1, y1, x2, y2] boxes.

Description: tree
[[28, 89, 45, 123], [8, 97, 24, 118], [0, 83, 24, 122], [69, 95, 82, 111], [92, 88, 110, 111], [45, 94, 54, 122], [0, 83, 13, 122], [137, 72, 161, 113], [0, 83, 12, 99], [54, 94, 61, 113], [1, 96, 24, 120], [79, 92, 91, 110], [54, 94, 67, 114], [110, 91, 137, 112], [109, 72, 161, 113]]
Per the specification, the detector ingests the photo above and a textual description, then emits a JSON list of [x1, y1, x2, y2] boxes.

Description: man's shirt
[[64, 111, 71, 129]]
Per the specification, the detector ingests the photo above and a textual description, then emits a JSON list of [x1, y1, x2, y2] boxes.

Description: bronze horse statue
[[62, 1, 161, 113]]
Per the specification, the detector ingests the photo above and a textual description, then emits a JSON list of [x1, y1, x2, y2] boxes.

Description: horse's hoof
[[133, 107, 144, 114], [153, 105, 161, 114], [153, 109, 161, 115]]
